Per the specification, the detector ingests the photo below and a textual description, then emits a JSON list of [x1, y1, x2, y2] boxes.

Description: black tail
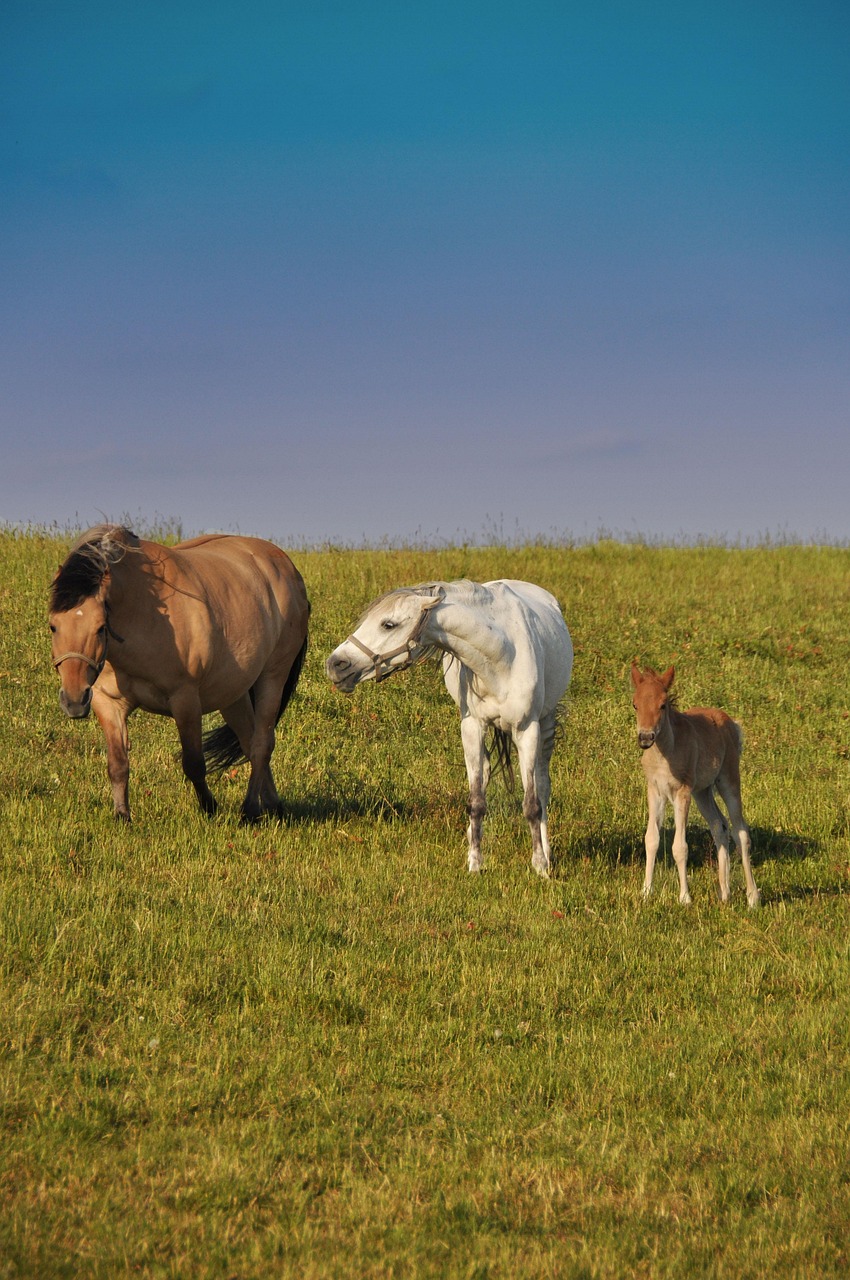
[[488, 727, 515, 790], [203, 633, 309, 773]]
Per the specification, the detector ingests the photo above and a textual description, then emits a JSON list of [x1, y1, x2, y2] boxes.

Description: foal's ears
[[630, 662, 675, 690]]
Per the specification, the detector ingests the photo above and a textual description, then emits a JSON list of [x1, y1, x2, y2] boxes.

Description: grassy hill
[[2, 531, 849, 1277]]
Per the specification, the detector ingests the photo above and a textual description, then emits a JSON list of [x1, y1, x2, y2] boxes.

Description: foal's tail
[[203, 634, 309, 773]]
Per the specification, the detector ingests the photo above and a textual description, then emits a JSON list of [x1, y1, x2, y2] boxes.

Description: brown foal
[[630, 663, 760, 908]]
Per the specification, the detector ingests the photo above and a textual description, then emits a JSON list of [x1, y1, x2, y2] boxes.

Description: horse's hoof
[[747, 893, 762, 910]]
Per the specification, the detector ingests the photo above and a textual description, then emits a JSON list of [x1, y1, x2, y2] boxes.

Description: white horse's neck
[[423, 595, 512, 695]]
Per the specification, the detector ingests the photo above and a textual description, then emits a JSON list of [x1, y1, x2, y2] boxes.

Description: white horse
[[325, 580, 573, 876]]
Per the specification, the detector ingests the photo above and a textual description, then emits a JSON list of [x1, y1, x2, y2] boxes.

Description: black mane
[[49, 524, 140, 612]]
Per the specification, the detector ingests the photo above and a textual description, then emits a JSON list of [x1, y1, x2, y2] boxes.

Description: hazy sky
[[3, 1, 848, 545]]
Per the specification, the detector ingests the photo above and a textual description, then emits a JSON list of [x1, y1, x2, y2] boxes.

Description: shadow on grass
[[557, 824, 819, 873], [280, 791, 416, 824]]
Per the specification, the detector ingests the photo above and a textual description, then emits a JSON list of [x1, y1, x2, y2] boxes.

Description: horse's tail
[[488, 727, 515, 790], [203, 632, 309, 773]]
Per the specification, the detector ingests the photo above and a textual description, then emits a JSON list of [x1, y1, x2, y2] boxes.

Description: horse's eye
[[381, 620, 397, 631], [49, 624, 56, 634]]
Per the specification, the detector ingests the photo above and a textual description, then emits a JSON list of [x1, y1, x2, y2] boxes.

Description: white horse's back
[[481, 579, 573, 712]]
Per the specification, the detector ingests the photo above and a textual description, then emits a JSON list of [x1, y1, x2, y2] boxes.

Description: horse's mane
[[356, 579, 494, 628], [355, 583, 441, 627], [49, 525, 141, 612]]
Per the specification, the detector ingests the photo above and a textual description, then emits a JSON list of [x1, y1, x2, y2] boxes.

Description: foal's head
[[630, 663, 675, 749]]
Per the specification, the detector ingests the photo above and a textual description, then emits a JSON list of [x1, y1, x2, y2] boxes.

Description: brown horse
[[49, 525, 309, 822], [630, 663, 760, 908]]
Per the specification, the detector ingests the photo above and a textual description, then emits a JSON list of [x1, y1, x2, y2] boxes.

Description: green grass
[[2, 531, 849, 1277]]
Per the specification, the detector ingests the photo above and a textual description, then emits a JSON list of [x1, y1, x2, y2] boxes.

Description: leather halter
[[344, 597, 441, 683], [52, 612, 123, 680]]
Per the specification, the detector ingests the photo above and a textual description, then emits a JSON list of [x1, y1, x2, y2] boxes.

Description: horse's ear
[[96, 566, 112, 601], [630, 662, 642, 687], [661, 666, 675, 690]]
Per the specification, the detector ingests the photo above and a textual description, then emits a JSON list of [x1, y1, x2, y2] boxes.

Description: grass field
[[1, 530, 849, 1278]]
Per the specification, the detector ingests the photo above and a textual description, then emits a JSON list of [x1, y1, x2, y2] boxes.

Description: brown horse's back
[[129, 535, 309, 710]]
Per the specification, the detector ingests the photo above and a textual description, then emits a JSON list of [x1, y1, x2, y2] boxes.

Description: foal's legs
[[693, 786, 732, 903], [460, 715, 488, 872], [671, 787, 693, 904], [515, 721, 549, 877], [642, 785, 665, 898], [716, 775, 761, 909], [170, 687, 217, 816]]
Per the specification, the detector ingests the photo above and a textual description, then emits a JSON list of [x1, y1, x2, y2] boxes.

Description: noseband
[[53, 612, 124, 680], [345, 597, 441, 683]]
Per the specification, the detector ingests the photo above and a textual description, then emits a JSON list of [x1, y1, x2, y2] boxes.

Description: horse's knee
[[181, 750, 205, 787], [523, 789, 542, 825], [467, 793, 486, 820]]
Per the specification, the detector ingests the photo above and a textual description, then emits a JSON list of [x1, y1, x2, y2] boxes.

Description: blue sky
[[2, 1, 848, 545]]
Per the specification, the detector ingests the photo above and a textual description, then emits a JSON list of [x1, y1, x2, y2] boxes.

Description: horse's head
[[325, 588, 442, 692], [48, 528, 134, 718], [630, 662, 675, 749]]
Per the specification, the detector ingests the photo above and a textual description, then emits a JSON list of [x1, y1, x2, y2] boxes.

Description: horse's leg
[[515, 722, 548, 877], [241, 677, 284, 823], [460, 714, 488, 872], [535, 710, 558, 873], [671, 786, 693, 904], [92, 690, 132, 821], [220, 694, 254, 758], [716, 775, 761, 909], [170, 688, 217, 816], [693, 786, 731, 903], [643, 785, 664, 898]]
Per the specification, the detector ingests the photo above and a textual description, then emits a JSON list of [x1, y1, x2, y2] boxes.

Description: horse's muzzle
[[60, 687, 93, 719], [638, 731, 656, 750], [325, 653, 359, 693]]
